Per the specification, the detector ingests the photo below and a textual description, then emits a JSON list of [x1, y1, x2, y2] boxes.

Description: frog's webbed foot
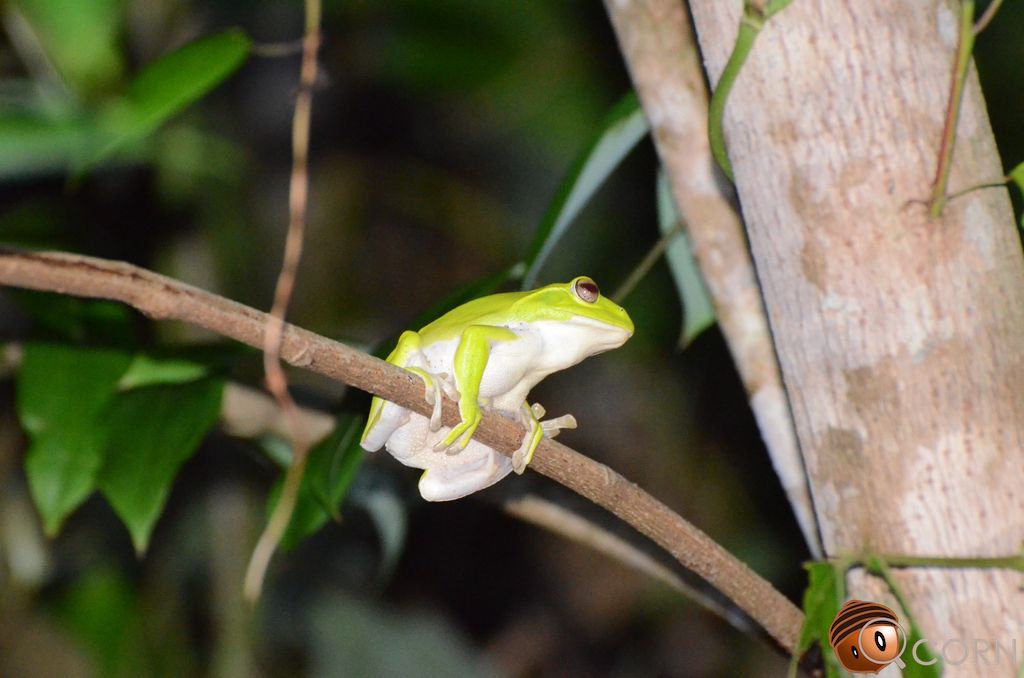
[[519, 403, 576, 439], [540, 414, 577, 438], [433, 399, 482, 454], [511, 401, 577, 474]]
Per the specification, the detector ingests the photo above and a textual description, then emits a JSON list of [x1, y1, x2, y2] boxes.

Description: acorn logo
[[829, 600, 906, 673]]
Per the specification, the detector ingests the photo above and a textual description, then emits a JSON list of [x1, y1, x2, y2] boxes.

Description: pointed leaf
[[1008, 161, 1024, 197], [656, 171, 715, 347], [54, 566, 136, 676], [117, 354, 209, 390], [0, 113, 96, 179], [864, 556, 942, 678], [18, 343, 132, 535], [522, 92, 648, 287], [7, 291, 136, 346], [900, 624, 941, 678], [97, 379, 222, 553], [790, 561, 843, 678], [13, 0, 124, 94], [347, 480, 408, 583], [88, 29, 251, 166], [270, 417, 365, 551]]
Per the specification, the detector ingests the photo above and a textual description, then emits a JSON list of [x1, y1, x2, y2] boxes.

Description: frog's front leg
[[434, 324, 518, 452], [511, 402, 544, 474], [526, 403, 577, 438], [511, 402, 578, 473]]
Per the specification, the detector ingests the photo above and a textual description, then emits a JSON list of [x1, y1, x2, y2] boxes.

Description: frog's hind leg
[[361, 330, 438, 450], [418, 447, 513, 501]]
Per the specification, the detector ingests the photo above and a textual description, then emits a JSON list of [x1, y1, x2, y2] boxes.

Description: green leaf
[[789, 561, 844, 678], [522, 92, 648, 288], [656, 171, 715, 347], [18, 343, 132, 535], [13, 0, 124, 95], [53, 565, 136, 676], [88, 29, 251, 166], [271, 417, 365, 551], [864, 556, 942, 678], [901, 622, 942, 678], [0, 113, 97, 180], [7, 290, 136, 346], [347, 480, 407, 583], [117, 354, 209, 390], [1008, 161, 1024, 196], [97, 379, 222, 553]]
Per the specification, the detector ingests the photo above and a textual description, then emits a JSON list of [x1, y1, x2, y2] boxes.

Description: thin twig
[[611, 222, 682, 303], [0, 248, 804, 653], [504, 494, 739, 620], [973, 0, 1004, 35], [251, 39, 306, 58], [929, 0, 976, 217], [244, 0, 322, 603]]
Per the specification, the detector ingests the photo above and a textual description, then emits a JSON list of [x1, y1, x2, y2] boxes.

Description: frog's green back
[[415, 279, 632, 343], [417, 290, 530, 342]]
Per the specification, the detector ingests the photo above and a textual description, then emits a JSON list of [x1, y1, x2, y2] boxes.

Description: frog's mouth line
[[566, 315, 634, 353]]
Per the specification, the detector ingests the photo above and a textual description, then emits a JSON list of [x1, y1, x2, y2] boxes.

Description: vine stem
[[707, 0, 793, 181], [610, 221, 682, 303], [834, 552, 1024, 572], [973, 0, 1004, 35], [243, 0, 322, 603], [707, 7, 761, 181], [928, 0, 976, 218]]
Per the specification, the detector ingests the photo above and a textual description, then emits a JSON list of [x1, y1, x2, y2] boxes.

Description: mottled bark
[[688, 1, 1024, 674]]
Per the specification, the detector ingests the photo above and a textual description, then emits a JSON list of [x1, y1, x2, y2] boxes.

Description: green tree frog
[[360, 276, 634, 501]]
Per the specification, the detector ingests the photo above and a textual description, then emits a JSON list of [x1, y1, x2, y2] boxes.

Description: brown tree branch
[[603, 0, 820, 556], [0, 248, 803, 653]]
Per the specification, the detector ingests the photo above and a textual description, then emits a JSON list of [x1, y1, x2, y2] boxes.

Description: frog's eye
[[573, 277, 600, 303]]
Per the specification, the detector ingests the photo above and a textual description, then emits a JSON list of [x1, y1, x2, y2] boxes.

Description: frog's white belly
[[383, 411, 514, 501]]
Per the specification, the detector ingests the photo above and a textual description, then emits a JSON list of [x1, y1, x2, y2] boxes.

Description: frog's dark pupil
[[874, 631, 886, 651], [581, 282, 598, 296]]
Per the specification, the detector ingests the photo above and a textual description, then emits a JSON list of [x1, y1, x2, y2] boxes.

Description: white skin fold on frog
[[360, 277, 634, 501]]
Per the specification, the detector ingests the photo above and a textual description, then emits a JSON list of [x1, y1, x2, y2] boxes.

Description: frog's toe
[[427, 381, 444, 431], [541, 413, 577, 438], [511, 418, 544, 475], [433, 412, 481, 453], [511, 441, 533, 474], [530, 402, 547, 419], [405, 367, 445, 430]]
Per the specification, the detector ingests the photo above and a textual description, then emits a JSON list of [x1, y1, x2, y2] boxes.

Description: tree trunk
[[688, 1, 1024, 674]]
